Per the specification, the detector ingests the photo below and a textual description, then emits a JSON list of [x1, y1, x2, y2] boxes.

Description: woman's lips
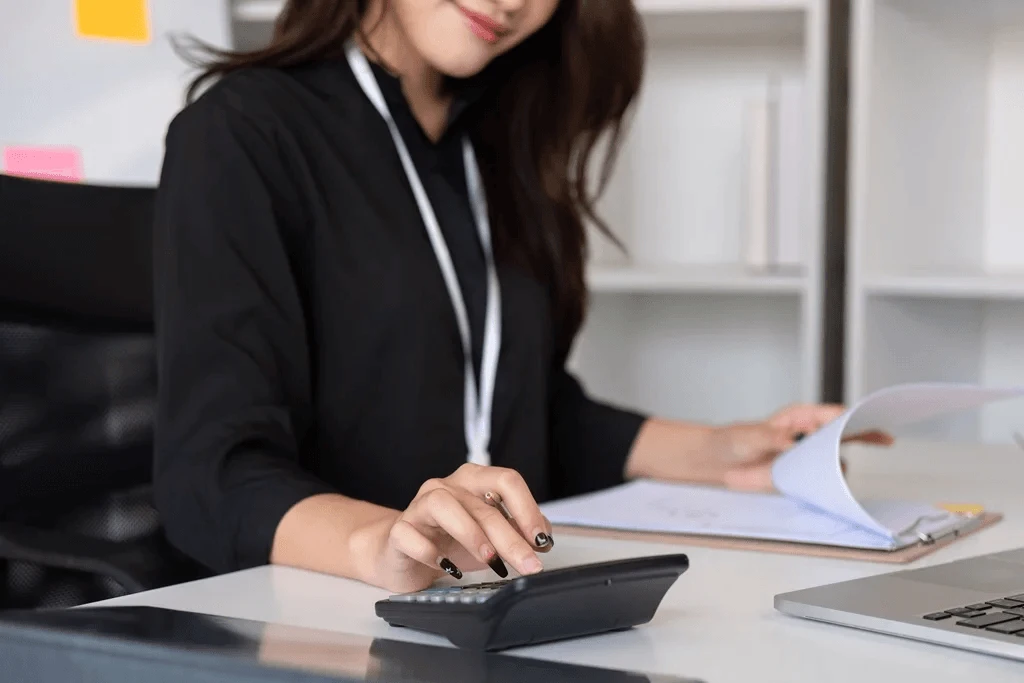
[[459, 6, 506, 44]]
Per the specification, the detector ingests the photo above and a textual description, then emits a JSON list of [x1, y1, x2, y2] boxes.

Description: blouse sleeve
[[151, 92, 335, 574], [547, 365, 648, 499]]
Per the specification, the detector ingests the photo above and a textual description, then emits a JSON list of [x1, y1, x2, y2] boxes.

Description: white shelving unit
[[572, 0, 830, 425], [847, 0, 1024, 443], [229, 0, 831, 425]]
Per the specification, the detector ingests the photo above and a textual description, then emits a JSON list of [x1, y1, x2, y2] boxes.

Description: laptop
[[0, 605, 702, 683], [775, 546, 1024, 661]]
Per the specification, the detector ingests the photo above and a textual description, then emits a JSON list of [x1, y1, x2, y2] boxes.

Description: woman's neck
[[359, 1, 451, 141]]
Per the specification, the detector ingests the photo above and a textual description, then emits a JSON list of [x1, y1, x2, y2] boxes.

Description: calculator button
[[389, 594, 415, 602]]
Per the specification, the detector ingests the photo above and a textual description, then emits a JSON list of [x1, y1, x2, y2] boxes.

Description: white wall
[[0, 1, 232, 187]]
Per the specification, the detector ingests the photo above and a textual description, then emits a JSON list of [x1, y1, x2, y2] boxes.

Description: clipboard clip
[[895, 513, 953, 545], [900, 509, 990, 547]]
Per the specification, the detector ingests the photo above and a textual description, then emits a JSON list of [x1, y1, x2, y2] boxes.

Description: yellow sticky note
[[74, 0, 151, 44], [939, 503, 986, 516]]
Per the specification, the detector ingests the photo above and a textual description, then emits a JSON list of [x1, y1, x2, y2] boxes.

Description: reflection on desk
[[0, 606, 703, 683]]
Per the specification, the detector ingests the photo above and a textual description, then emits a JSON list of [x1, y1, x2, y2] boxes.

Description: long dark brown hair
[[177, 0, 645, 358]]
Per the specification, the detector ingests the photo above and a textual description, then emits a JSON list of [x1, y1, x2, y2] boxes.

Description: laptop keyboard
[[923, 593, 1024, 636]]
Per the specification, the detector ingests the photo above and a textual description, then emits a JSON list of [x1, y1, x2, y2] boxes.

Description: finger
[[457, 492, 544, 576], [735, 424, 799, 465], [455, 464, 553, 552], [723, 463, 775, 492], [388, 519, 462, 579], [842, 429, 894, 446], [490, 469, 553, 551], [531, 513, 554, 553], [409, 488, 503, 573], [771, 403, 846, 432], [814, 403, 848, 422]]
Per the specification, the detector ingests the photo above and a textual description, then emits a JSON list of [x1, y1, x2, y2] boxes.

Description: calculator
[[374, 554, 689, 651]]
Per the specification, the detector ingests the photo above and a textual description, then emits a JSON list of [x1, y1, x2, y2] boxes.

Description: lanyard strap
[[345, 42, 502, 466]]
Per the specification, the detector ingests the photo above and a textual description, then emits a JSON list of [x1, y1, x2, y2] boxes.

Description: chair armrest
[[0, 523, 172, 596]]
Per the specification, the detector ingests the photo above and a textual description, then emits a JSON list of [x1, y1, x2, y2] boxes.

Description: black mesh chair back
[[0, 174, 204, 609]]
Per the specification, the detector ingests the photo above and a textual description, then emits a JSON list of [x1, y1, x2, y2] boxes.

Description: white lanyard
[[345, 42, 501, 467]]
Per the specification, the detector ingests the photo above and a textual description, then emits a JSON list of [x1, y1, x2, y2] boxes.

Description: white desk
[[95, 440, 1024, 682]]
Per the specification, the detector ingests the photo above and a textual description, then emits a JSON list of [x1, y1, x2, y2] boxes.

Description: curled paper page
[[771, 383, 1024, 542]]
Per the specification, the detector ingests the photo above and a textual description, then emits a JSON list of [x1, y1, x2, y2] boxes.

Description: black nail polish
[[439, 558, 462, 580], [794, 432, 807, 442], [535, 532, 553, 548], [488, 556, 508, 579]]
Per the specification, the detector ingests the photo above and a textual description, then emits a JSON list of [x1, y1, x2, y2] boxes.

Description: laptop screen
[[0, 606, 700, 683]]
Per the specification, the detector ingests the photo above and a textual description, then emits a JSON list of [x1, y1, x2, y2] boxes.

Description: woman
[[153, 0, 885, 595]]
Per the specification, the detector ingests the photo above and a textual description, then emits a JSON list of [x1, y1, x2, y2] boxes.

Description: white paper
[[541, 480, 898, 550], [771, 383, 1024, 539], [542, 383, 1024, 550]]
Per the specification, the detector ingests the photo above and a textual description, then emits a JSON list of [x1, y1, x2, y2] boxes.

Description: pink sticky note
[[2, 146, 83, 182]]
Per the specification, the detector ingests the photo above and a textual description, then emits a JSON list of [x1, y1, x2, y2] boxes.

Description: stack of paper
[[542, 383, 1024, 551]]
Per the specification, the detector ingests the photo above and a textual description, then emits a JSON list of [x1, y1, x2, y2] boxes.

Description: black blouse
[[151, 55, 647, 575]]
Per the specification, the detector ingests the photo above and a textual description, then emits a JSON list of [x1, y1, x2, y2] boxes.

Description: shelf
[[849, 0, 1024, 276], [234, 0, 281, 22], [847, 0, 1024, 443], [571, 286, 804, 423], [638, 0, 807, 11], [587, 264, 805, 294], [863, 271, 1024, 300], [891, 0, 1024, 31], [233, 0, 809, 23]]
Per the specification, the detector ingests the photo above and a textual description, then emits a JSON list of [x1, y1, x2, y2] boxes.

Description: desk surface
[[96, 439, 1024, 682]]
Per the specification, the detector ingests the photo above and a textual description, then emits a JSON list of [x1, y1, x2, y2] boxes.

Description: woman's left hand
[[626, 404, 894, 493], [710, 403, 894, 491]]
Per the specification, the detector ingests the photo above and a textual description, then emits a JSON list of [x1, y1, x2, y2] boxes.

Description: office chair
[[0, 174, 206, 609]]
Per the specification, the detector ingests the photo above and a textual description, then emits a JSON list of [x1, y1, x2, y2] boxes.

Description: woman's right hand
[[355, 463, 554, 594]]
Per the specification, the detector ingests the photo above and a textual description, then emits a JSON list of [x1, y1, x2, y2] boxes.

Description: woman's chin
[[428, 44, 498, 80]]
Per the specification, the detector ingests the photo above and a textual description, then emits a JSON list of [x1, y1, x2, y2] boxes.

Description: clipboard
[[554, 511, 1003, 564]]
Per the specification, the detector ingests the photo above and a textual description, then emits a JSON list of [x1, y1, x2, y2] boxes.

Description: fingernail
[[524, 556, 543, 574], [534, 532, 553, 549], [488, 556, 508, 579], [439, 558, 462, 580]]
